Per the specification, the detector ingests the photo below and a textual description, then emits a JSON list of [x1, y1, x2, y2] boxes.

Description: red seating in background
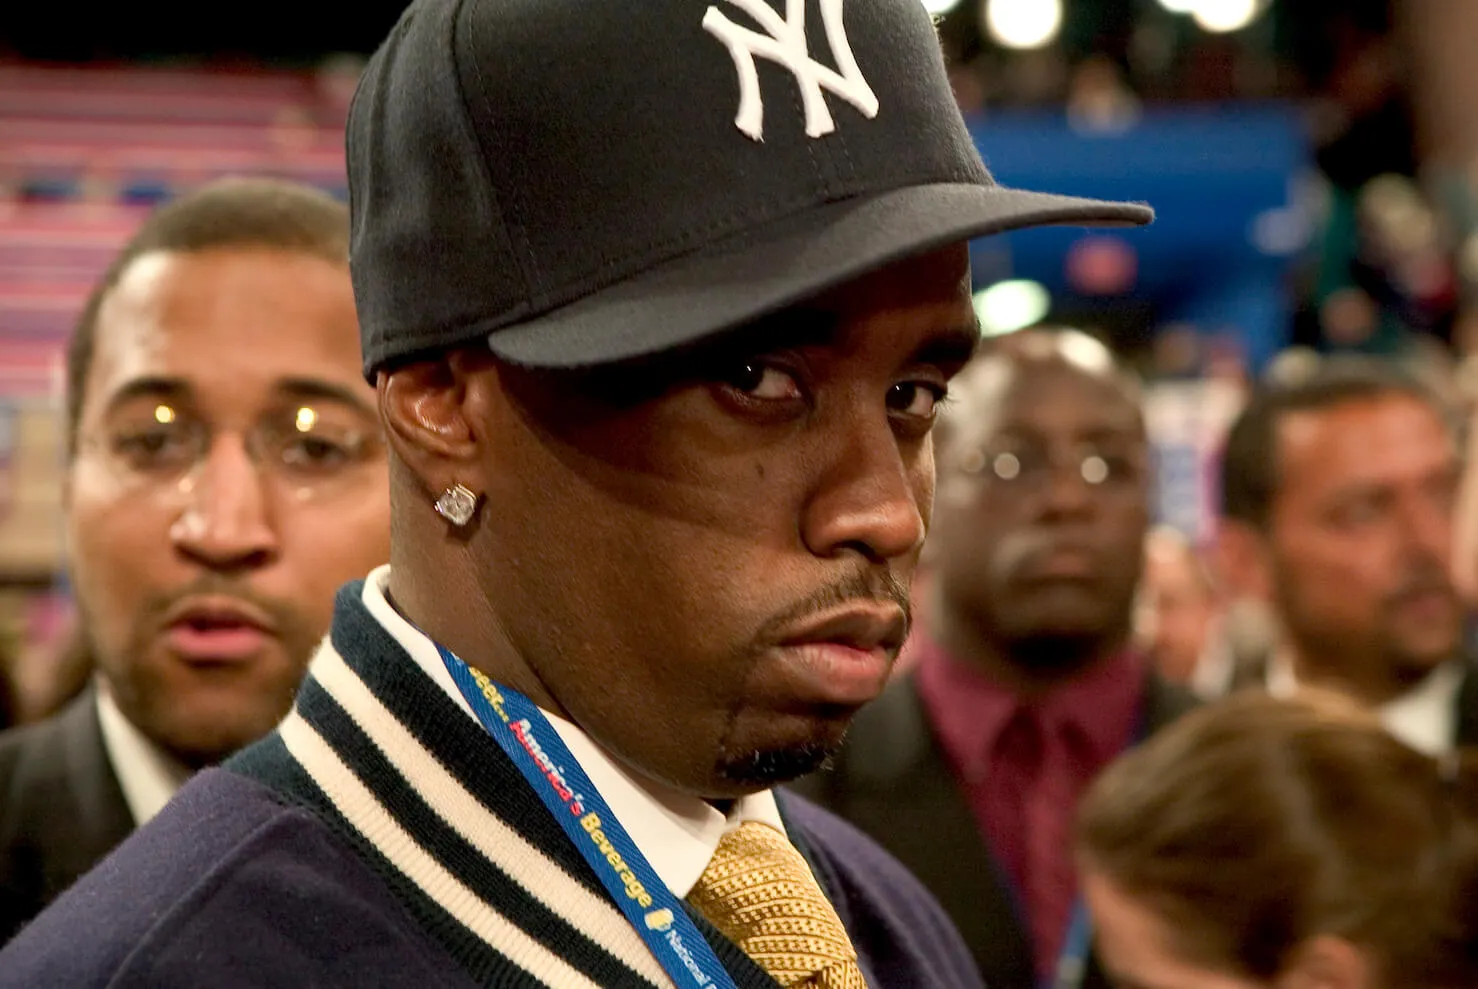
[[0, 61, 352, 400]]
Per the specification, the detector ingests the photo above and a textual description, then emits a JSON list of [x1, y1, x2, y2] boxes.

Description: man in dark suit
[[0, 178, 391, 942], [794, 329, 1195, 989], [1219, 357, 1477, 754]]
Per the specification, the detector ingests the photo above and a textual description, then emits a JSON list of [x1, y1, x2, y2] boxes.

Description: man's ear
[[377, 348, 499, 496], [1274, 935, 1371, 989], [1215, 517, 1274, 603]]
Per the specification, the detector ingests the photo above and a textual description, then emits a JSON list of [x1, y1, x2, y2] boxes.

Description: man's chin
[[146, 711, 289, 769], [1391, 646, 1461, 686], [714, 739, 839, 790], [1004, 626, 1113, 671]]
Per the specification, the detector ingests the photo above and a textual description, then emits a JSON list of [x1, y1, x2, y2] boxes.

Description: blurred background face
[[66, 246, 390, 766], [1136, 530, 1221, 685], [930, 356, 1150, 666], [1261, 394, 1461, 690]]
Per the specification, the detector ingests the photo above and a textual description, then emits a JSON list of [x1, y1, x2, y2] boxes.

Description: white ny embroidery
[[703, 0, 879, 142]]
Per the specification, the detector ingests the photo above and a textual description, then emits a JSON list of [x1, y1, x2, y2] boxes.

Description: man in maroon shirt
[[792, 328, 1195, 989]]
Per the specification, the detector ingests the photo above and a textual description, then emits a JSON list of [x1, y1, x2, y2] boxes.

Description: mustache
[[993, 530, 1101, 577], [752, 570, 913, 647], [1385, 565, 1457, 607], [138, 574, 302, 639]]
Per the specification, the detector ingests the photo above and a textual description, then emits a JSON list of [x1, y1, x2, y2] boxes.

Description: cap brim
[[485, 183, 1153, 369]]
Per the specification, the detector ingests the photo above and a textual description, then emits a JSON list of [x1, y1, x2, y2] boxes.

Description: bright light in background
[[1154, 0, 1200, 11], [1192, 0, 1261, 33], [984, 0, 1062, 50], [973, 280, 1051, 337], [921, 0, 963, 14]]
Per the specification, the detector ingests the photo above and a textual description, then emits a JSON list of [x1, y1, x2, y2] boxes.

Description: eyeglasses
[[83, 402, 383, 498], [958, 441, 1144, 491]]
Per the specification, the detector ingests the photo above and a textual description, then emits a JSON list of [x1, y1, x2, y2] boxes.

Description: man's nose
[[169, 436, 281, 571], [801, 414, 927, 565]]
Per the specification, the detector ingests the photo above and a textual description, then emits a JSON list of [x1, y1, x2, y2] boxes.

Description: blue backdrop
[[963, 105, 1310, 370]]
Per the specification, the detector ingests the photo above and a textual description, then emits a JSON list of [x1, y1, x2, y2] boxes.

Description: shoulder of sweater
[[0, 768, 368, 987]]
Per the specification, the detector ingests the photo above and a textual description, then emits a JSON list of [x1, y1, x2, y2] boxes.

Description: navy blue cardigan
[[0, 584, 985, 989]]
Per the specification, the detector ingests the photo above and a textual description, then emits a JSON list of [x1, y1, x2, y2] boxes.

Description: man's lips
[[1016, 546, 1100, 581], [1389, 585, 1458, 619], [159, 596, 277, 663], [767, 604, 908, 707]]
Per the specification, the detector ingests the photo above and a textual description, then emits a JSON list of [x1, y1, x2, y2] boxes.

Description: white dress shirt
[[1267, 652, 1463, 756], [95, 680, 193, 827], [361, 565, 787, 898]]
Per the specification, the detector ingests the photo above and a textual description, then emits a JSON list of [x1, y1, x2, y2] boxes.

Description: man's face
[[1260, 395, 1461, 689], [467, 246, 976, 797], [1137, 541, 1219, 685], [930, 358, 1150, 663], [67, 246, 390, 767]]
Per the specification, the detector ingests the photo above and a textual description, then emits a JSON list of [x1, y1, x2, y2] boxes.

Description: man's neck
[[384, 556, 570, 720], [1281, 644, 1455, 707]]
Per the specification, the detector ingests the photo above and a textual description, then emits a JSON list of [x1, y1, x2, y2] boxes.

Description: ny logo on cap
[[703, 0, 879, 142]]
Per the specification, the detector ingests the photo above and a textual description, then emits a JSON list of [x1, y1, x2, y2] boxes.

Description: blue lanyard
[[1046, 902, 1092, 989], [437, 646, 738, 989], [1039, 697, 1152, 989]]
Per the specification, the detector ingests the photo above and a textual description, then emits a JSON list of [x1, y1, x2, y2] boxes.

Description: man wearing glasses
[[795, 328, 1194, 989], [0, 179, 391, 942]]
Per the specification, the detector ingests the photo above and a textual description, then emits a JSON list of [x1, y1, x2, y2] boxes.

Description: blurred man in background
[[795, 329, 1194, 989], [0, 178, 391, 941], [1135, 525, 1232, 699], [1219, 357, 1475, 754]]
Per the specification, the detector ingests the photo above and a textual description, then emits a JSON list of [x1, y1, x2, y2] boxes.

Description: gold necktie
[[687, 821, 868, 988]]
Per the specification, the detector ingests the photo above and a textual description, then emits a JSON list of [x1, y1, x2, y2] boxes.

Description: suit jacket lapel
[[1140, 671, 1201, 736], [0, 688, 135, 930], [42, 690, 137, 893], [804, 676, 1036, 988], [1455, 662, 1478, 747]]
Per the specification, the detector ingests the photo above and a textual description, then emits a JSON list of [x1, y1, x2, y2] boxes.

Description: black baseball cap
[[347, 0, 1153, 376]]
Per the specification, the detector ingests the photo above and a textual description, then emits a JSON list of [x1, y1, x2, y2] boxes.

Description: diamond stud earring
[[434, 484, 479, 527]]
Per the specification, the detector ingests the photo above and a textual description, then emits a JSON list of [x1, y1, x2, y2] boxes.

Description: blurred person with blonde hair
[[1078, 689, 1478, 989]]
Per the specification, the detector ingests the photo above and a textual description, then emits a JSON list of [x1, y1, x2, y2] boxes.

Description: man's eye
[[112, 426, 196, 469], [281, 435, 354, 469], [725, 362, 803, 401], [272, 421, 374, 473], [887, 381, 945, 419]]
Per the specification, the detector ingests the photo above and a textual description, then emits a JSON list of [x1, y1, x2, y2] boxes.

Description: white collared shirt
[[1267, 652, 1462, 756], [360, 565, 787, 898], [95, 680, 193, 827]]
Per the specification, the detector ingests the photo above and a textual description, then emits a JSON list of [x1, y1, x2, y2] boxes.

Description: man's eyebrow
[[98, 377, 378, 421], [102, 376, 191, 415], [725, 311, 982, 370], [912, 324, 982, 369], [273, 378, 378, 419]]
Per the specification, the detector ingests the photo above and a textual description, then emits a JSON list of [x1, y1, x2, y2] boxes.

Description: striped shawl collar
[[231, 582, 783, 989]]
